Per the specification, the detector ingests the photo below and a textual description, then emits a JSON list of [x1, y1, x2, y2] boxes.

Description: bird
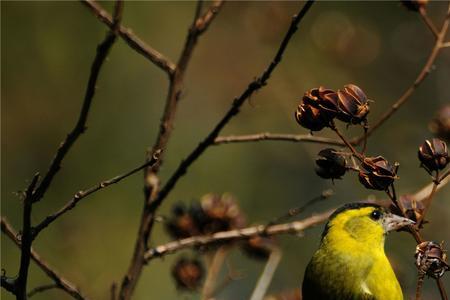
[[302, 202, 414, 300]]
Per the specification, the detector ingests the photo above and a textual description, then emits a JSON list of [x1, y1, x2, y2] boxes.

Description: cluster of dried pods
[[166, 193, 275, 291]]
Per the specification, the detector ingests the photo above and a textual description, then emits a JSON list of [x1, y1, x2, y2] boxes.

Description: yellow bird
[[302, 203, 414, 300]]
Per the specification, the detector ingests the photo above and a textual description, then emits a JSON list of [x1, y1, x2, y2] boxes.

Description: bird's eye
[[370, 210, 382, 221]]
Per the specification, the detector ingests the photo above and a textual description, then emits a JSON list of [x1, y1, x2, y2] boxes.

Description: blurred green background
[[2, 1, 450, 299]]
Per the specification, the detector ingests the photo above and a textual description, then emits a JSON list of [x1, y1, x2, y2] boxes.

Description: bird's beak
[[382, 213, 415, 233]]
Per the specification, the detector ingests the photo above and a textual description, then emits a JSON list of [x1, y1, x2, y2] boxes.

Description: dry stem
[[1, 218, 87, 300], [214, 133, 344, 146]]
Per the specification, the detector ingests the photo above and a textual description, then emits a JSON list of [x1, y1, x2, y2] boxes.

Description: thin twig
[[32, 150, 161, 237], [27, 284, 60, 298], [419, 6, 439, 38], [1, 218, 87, 300], [32, 3, 123, 204], [441, 41, 450, 48], [144, 209, 332, 261], [352, 4, 450, 145], [249, 248, 282, 300], [81, 0, 176, 75], [118, 2, 224, 299], [213, 133, 344, 146]]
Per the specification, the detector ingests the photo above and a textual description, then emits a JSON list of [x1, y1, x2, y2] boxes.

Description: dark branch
[[1, 218, 87, 300], [81, 0, 176, 75], [33, 150, 161, 237], [118, 2, 225, 299], [16, 173, 40, 300], [32, 5, 123, 204]]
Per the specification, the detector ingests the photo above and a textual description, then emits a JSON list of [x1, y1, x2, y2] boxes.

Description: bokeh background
[[2, 1, 450, 299]]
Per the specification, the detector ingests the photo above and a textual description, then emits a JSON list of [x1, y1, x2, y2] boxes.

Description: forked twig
[[1, 218, 87, 300]]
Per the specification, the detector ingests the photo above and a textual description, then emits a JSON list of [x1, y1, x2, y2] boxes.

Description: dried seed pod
[[315, 148, 347, 180], [418, 138, 449, 174], [171, 257, 204, 291], [415, 241, 449, 278], [398, 194, 425, 222], [358, 156, 398, 190], [295, 87, 338, 131], [336, 84, 370, 125], [165, 203, 201, 239], [429, 105, 450, 142], [241, 236, 276, 260], [401, 0, 428, 11], [199, 193, 246, 234], [295, 103, 329, 132]]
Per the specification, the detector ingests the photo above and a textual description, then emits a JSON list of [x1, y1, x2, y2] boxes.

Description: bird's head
[[322, 203, 415, 249]]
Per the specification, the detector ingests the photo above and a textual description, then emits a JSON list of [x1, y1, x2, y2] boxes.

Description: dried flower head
[[429, 105, 450, 142], [295, 87, 339, 131], [336, 84, 370, 125], [401, 0, 428, 11], [241, 236, 276, 260], [172, 257, 204, 291], [165, 203, 201, 239], [418, 138, 449, 174], [415, 241, 449, 278], [199, 193, 246, 234], [315, 148, 347, 180], [358, 156, 398, 191]]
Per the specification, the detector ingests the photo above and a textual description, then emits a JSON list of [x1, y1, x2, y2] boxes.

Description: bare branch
[[352, 3, 450, 145], [16, 173, 40, 299], [81, 0, 176, 75], [118, 2, 225, 299], [214, 132, 344, 146], [147, 0, 225, 174], [33, 150, 161, 237], [1, 218, 87, 300], [195, 0, 225, 35], [419, 7, 439, 38], [32, 7, 123, 204], [143, 208, 332, 261]]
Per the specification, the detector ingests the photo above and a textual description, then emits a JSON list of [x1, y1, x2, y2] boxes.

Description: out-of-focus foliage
[[2, 1, 449, 299]]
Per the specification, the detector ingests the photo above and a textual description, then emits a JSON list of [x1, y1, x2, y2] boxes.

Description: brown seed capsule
[[429, 105, 450, 142], [171, 257, 204, 291], [401, 0, 428, 11], [336, 84, 370, 125], [418, 138, 449, 174], [315, 148, 347, 180], [199, 193, 246, 234], [358, 156, 398, 191], [415, 241, 449, 278], [165, 203, 201, 239], [295, 87, 338, 131]]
